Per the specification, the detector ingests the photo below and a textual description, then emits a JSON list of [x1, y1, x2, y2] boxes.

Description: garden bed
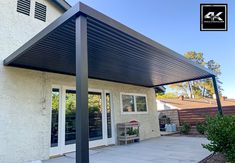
[[199, 153, 226, 163]]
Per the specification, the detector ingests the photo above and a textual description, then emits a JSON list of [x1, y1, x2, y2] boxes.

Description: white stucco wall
[[156, 100, 178, 110], [0, 1, 160, 162], [0, 68, 160, 163], [0, 0, 64, 162], [88, 80, 160, 140], [46, 73, 160, 139]]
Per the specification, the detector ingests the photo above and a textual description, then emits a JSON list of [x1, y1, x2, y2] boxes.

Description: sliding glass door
[[50, 87, 114, 155]]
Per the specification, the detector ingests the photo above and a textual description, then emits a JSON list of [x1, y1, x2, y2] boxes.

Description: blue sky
[[67, 0, 235, 98]]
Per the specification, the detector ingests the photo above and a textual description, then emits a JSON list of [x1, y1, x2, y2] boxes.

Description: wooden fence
[[178, 106, 235, 126]]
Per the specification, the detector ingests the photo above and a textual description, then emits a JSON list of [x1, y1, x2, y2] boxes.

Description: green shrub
[[202, 115, 235, 162], [127, 127, 138, 136], [180, 123, 191, 135], [196, 122, 206, 135]]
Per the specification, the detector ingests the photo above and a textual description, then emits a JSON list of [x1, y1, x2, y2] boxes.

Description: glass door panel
[[64, 90, 103, 144], [106, 93, 112, 138], [88, 92, 103, 141], [51, 88, 60, 147], [65, 90, 76, 145]]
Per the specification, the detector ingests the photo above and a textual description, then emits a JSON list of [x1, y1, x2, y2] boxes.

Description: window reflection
[[122, 95, 135, 112], [65, 90, 76, 145], [89, 92, 103, 141], [51, 88, 59, 147], [106, 93, 112, 138]]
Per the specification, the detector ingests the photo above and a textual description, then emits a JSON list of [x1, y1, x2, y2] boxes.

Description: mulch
[[199, 153, 227, 163]]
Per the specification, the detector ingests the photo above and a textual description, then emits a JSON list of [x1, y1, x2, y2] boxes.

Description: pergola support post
[[75, 15, 89, 163], [212, 76, 223, 116]]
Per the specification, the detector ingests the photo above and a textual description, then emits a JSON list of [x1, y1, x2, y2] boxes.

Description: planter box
[[117, 122, 140, 145]]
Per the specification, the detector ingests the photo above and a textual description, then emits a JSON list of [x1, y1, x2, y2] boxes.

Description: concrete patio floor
[[43, 136, 210, 163]]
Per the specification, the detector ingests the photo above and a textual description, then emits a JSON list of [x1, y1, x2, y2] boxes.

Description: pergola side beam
[[76, 15, 89, 163], [153, 75, 214, 87], [154, 75, 223, 116], [212, 76, 223, 116]]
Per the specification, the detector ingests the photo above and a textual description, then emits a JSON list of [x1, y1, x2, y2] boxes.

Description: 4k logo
[[204, 12, 223, 21], [201, 4, 227, 31]]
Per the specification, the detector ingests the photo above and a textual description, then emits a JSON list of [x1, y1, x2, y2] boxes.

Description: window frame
[[120, 92, 148, 114]]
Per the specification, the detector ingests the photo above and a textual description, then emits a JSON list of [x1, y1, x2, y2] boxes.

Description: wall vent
[[17, 0, 31, 16], [34, 2, 47, 22]]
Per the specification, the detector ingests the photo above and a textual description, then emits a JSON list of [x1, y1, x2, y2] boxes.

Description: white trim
[[105, 90, 115, 145], [120, 92, 148, 115], [89, 88, 103, 93], [50, 85, 63, 156], [61, 86, 74, 153], [103, 91, 108, 145]]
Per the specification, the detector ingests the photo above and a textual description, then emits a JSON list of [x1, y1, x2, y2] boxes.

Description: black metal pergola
[[3, 2, 222, 163]]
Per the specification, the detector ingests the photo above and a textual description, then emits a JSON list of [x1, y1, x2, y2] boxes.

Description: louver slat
[[17, 0, 30, 16]]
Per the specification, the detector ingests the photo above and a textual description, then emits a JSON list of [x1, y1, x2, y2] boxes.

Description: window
[[136, 96, 147, 112], [17, 0, 31, 16], [34, 2, 47, 22], [122, 94, 135, 112], [121, 93, 148, 113]]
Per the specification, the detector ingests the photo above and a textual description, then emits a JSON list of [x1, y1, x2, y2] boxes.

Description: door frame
[[50, 85, 63, 156], [50, 85, 115, 156], [104, 90, 116, 145]]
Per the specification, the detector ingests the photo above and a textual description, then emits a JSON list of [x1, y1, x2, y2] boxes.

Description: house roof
[[3, 2, 215, 87], [155, 86, 166, 93], [52, 0, 71, 11], [160, 98, 235, 109]]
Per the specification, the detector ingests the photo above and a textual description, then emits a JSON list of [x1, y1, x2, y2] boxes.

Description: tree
[[170, 51, 222, 98], [207, 60, 223, 95], [156, 92, 178, 99]]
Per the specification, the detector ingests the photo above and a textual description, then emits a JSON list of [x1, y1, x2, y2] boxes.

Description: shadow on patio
[[43, 136, 210, 163]]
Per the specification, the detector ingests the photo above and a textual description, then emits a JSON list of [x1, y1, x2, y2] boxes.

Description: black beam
[[76, 15, 89, 163], [154, 75, 214, 87], [212, 76, 223, 116]]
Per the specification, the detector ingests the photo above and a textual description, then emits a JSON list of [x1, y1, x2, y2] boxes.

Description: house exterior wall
[[0, 0, 63, 162], [46, 74, 160, 140], [156, 100, 178, 110], [0, 68, 160, 163], [89, 79, 160, 141], [0, 1, 160, 162]]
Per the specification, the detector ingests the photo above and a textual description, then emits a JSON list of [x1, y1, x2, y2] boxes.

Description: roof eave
[[52, 0, 71, 11]]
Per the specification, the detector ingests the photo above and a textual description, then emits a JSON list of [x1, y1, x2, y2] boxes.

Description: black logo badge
[[200, 4, 227, 31]]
